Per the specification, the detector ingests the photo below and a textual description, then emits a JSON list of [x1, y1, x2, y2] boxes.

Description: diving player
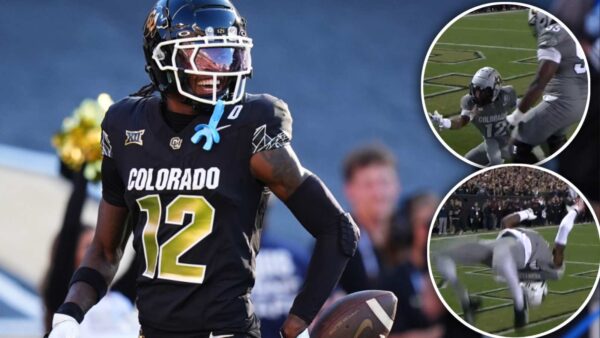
[[507, 9, 588, 163], [435, 197, 585, 329], [46, 1, 360, 338], [429, 67, 516, 166]]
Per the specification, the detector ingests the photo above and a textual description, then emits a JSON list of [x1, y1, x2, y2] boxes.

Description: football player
[[507, 9, 588, 163], [46, 1, 359, 338], [429, 67, 516, 166], [435, 199, 585, 329]]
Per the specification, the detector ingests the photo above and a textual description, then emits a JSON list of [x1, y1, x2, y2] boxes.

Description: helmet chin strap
[[191, 99, 225, 151]]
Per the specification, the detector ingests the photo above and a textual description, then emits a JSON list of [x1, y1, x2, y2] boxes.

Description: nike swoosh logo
[[353, 318, 373, 338], [208, 333, 233, 338], [216, 125, 231, 131]]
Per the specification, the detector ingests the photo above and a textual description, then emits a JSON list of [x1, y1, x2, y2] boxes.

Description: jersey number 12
[[137, 195, 214, 284], [485, 120, 508, 138]]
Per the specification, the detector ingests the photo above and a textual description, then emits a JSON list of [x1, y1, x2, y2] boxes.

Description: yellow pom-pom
[[52, 93, 113, 182], [97, 93, 114, 111]]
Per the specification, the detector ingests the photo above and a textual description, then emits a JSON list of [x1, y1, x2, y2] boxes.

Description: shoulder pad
[[538, 24, 566, 49], [460, 94, 474, 110], [500, 85, 517, 103], [243, 93, 292, 129], [102, 96, 152, 129]]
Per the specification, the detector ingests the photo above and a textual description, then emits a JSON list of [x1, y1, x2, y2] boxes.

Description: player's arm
[[450, 115, 470, 129], [251, 146, 359, 338], [518, 60, 559, 113], [47, 158, 129, 338], [428, 111, 470, 130], [507, 49, 560, 125]]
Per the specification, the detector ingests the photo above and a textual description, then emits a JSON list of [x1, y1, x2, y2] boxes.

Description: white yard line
[[430, 225, 561, 241], [465, 9, 527, 18], [495, 313, 572, 335], [565, 261, 600, 266], [452, 27, 530, 33], [423, 83, 462, 89], [423, 86, 463, 98], [424, 72, 472, 80], [436, 42, 536, 52]]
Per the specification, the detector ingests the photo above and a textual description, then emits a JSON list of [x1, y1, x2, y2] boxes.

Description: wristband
[[70, 267, 108, 301], [56, 302, 85, 324]]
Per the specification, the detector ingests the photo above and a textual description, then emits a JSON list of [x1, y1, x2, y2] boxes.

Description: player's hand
[[568, 198, 586, 215], [280, 314, 309, 338], [506, 108, 526, 126], [46, 314, 80, 338], [428, 111, 451, 129]]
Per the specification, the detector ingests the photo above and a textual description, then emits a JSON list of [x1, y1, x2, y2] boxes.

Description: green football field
[[422, 9, 577, 157], [429, 223, 600, 336]]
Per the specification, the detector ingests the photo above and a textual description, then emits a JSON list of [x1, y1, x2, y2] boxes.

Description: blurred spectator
[[456, 198, 468, 235], [378, 193, 445, 338], [468, 202, 482, 232], [448, 199, 461, 234], [41, 165, 138, 336], [252, 220, 307, 338], [437, 203, 448, 235], [338, 144, 400, 293], [483, 199, 496, 230]]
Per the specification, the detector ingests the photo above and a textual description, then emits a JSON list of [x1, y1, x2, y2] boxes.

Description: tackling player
[[429, 67, 516, 166], [435, 195, 585, 329], [46, 1, 359, 337], [507, 10, 588, 163]]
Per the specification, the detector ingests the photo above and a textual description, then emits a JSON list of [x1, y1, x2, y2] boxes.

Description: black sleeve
[[101, 156, 126, 207], [338, 249, 371, 294], [42, 170, 87, 329], [284, 175, 359, 324]]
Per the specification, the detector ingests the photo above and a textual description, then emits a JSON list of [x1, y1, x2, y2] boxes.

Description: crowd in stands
[[435, 167, 592, 235], [454, 167, 568, 197]]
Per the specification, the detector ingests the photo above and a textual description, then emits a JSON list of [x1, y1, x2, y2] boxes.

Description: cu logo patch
[[170, 137, 182, 150]]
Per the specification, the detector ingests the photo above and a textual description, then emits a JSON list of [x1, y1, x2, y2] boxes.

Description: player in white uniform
[[430, 67, 516, 166]]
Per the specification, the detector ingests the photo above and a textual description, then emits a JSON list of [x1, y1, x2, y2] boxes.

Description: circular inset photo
[[421, 2, 590, 168], [427, 164, 600, 337]]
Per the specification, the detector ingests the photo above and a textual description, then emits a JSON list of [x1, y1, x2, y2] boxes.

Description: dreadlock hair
[[130, 83, 157, 97]]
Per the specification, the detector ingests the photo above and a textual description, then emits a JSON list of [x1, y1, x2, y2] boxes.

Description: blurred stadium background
[[1, 0, 598, 338]]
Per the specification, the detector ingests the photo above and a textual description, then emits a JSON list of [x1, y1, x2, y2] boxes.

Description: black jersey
[[100, 93, 293, 335]]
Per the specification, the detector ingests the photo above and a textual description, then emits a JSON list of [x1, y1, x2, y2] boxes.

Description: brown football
[[310, 290, 398, 338]]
